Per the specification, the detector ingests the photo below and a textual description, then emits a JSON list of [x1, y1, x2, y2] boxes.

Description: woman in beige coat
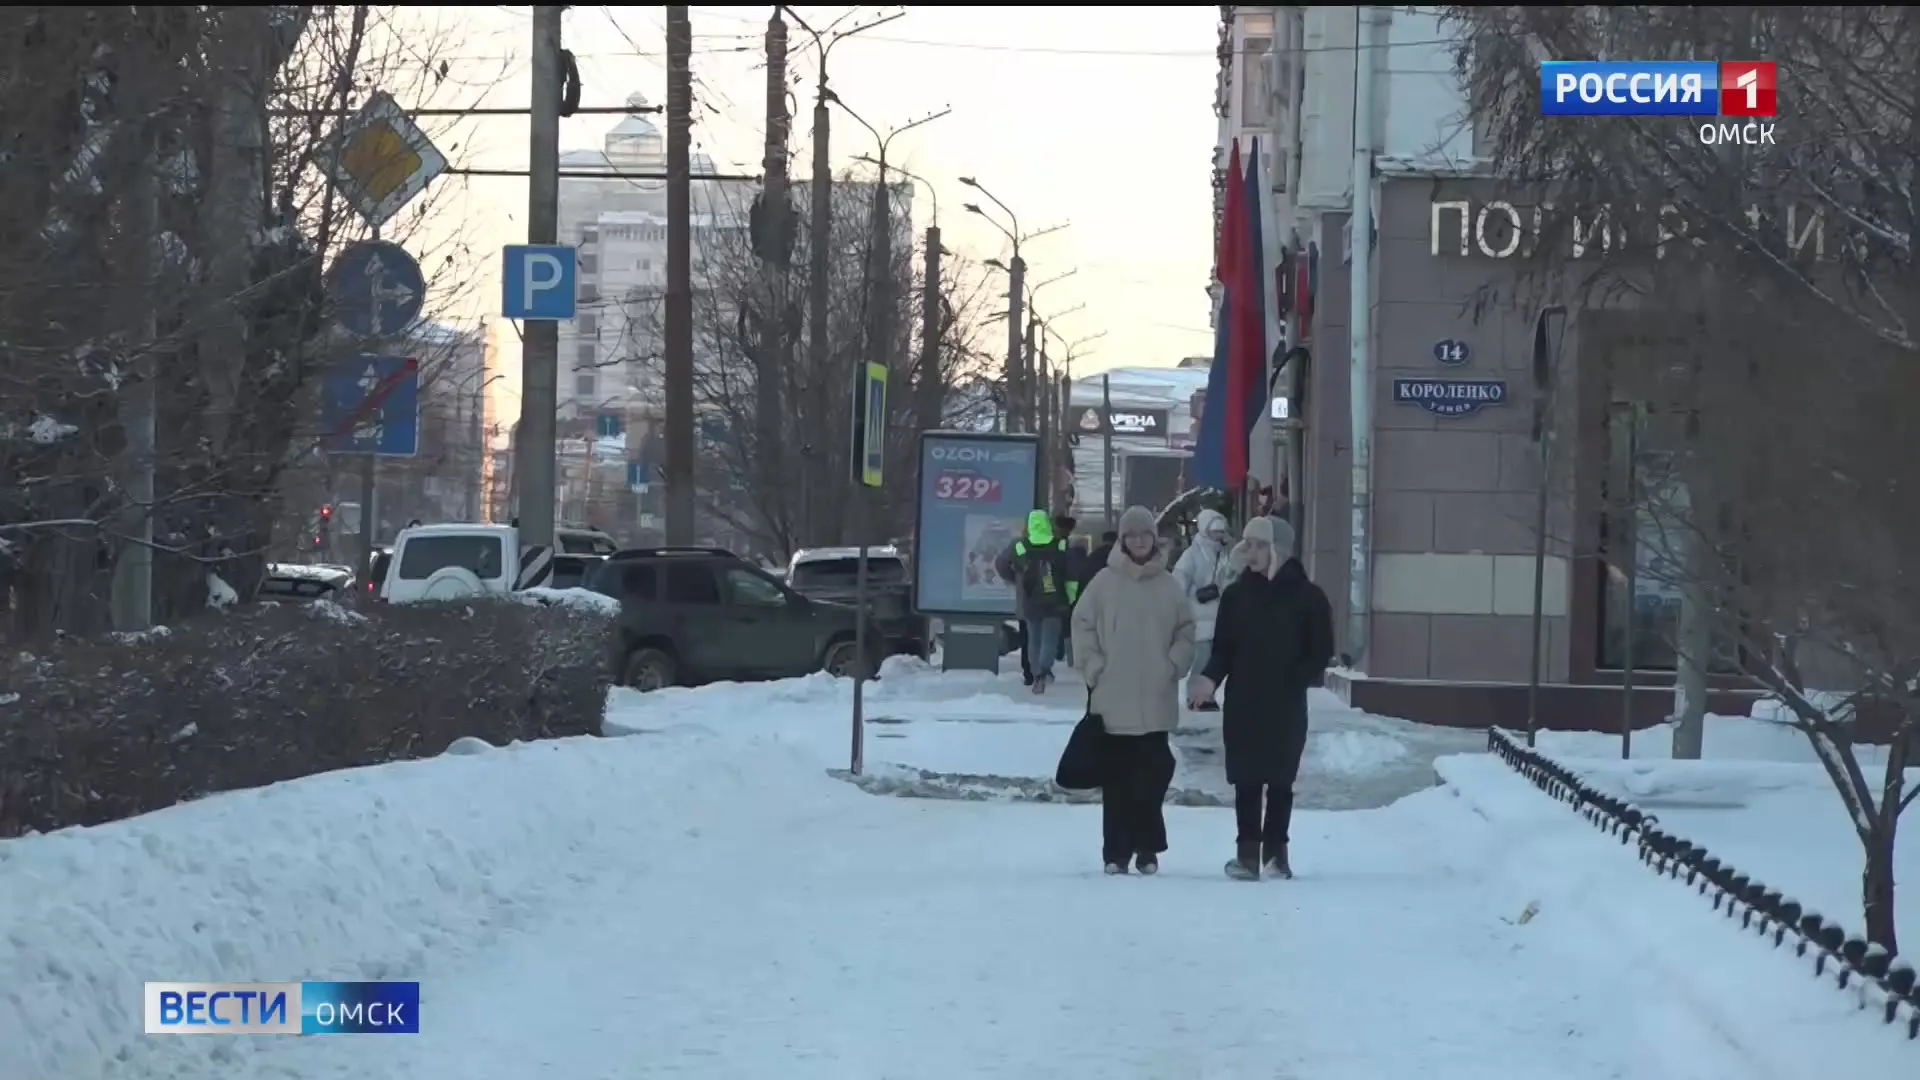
[[1071, 505, 1197, 875]]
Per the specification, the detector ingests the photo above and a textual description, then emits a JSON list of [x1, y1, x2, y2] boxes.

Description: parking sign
[[502, 245, 578, 320]]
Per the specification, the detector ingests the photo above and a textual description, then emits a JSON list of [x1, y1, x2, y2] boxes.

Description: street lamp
[[957, 176, 1067, 433]]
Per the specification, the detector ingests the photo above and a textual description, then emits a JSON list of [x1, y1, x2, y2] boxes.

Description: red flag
[[1221, 139, 1264, 488]]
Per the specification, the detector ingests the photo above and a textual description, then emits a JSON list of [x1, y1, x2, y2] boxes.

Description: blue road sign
[[502, 245, 578, 320], [328, 241, 425, 338], [322, 355, 420, 455]]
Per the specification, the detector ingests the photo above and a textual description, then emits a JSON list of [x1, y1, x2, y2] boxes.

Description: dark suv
[[590, 547, 881, 691]]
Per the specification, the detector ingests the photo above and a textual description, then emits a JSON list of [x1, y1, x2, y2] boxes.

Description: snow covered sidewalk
[[606, 660, 1486, 809]]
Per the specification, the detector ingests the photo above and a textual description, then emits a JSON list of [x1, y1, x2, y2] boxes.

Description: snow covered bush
[[0, 596, 612, 836]]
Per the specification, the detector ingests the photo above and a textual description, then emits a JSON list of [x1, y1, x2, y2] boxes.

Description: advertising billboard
[[912, 431, 1040, 617]]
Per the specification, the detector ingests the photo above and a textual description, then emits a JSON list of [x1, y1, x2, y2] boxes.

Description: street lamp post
[[961, 175, 1066, 434]]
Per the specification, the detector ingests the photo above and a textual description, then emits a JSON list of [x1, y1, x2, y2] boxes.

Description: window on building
[[576, 343, 597, 368], [578, 313, 599, 337], [1241, 36, 1272, 126], [1595, 404, 1743, 673], [579, 285, 600, 305], [639, 258, 653, 273], [579, 226, 599, 246], [575, 372, 597, 397], [578, 252, 598, 275]]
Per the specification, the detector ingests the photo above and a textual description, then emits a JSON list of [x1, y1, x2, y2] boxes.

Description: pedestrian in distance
[[1055, 514, 1084, 666], [1072, 505, 1196, 875], [1188, 515, 1334, 881], [996, 509, 1077, 694], [1171, 508, 1237, 712]]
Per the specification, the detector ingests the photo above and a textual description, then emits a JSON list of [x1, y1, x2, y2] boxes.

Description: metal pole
[[1101, 372, 1115, 528], [663, 7, 696, 545], [359, 453, 378, 571], [516, 5, 564, 550], [851, 489, 868, 775], [1525, 423, 1550, 748], [1620, 408, 1639, 759], [1345, 6, 1383, 667], [1005, 255, 1026, 432]]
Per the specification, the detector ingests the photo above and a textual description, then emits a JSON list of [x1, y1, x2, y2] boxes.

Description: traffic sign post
[[322, 355, 420, 457], [847, 360, 889, 778], [327, 241, 425, 338], [502, 245, 578, 320]]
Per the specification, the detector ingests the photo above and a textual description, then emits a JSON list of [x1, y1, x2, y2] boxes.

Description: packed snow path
[[227, 757, 1811, 1080]]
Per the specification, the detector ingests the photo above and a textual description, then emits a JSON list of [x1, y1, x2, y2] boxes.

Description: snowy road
[[219, 746, 1834, 1080]]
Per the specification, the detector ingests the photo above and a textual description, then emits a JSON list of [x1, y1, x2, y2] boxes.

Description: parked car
[[785, 545, 926, 659], [591, 546, 883, 691], [261, 562, 352, 602], [546, 552, 605, 591]]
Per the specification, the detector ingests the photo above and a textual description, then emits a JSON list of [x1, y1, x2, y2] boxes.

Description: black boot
[[1224, 841, 1260, 881], [1264, 842, 1292, 879]]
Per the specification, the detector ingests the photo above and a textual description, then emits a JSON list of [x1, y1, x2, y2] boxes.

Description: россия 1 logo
[[1540, 60, 1776, 146]]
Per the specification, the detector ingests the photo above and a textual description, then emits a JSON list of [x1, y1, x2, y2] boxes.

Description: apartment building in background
[[541, 96, 912, 546], [1214, 7, 1758, 727]]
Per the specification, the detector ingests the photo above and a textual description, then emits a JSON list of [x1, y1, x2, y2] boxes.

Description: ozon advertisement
[[912, 431, 1039, 617]]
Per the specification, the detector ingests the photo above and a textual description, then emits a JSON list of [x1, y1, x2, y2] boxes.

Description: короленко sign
[[913, 432, 1039, 616], [1391, 378, 1509, 418]]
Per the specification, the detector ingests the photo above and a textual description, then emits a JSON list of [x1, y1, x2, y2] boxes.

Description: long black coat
[[1200, 558, 1335, 785]]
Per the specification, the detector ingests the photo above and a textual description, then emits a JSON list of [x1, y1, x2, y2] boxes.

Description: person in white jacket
[[1171, 508, 1236, 711]]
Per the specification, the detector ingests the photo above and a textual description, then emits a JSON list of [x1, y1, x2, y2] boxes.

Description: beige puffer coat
[[1071, 515, 1196, 736]]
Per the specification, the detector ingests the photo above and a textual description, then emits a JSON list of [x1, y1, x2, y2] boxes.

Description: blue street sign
[[328, 241, 425, 337], [502, 245, 578, 320], [1392, 377, 1508, 418], [322, 355, 420, 455]]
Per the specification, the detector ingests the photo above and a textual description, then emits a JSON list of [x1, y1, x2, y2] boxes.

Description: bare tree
[[619, 169, 998, 559], [1447, 5, 1918, 950], [0, 6, 492, 638]]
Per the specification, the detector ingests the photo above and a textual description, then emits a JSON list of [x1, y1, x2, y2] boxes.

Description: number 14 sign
[[933, 470, 1001, 503]]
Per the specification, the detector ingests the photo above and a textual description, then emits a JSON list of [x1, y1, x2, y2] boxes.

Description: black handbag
[[1194, 583, 1221, 604], [1054, 691, 1107, 790]]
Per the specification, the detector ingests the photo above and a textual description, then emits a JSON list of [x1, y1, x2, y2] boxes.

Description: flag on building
[[1193, 137, 1273, 493], [1224, 136, 1271, 489], [1192, 140, 1245, 491]]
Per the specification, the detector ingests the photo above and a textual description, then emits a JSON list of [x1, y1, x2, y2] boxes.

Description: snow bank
[[1556, 756, 1919, 966], [1434, 754, 1920, 1069], [0, 732, 838, 1080], [516, 586, 620, 616]]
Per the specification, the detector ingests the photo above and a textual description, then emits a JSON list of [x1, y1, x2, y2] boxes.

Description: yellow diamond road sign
[[324, 91, 447, 230]]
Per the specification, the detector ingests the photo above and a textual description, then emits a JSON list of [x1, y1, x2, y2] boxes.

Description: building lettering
[[1431, 198, 1835, 262]]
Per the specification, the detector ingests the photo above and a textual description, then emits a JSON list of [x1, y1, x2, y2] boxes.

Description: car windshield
[[789, 557, 907, 590]]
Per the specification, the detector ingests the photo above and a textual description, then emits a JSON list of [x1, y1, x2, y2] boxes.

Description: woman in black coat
[[1188, 515, 1334, 881]]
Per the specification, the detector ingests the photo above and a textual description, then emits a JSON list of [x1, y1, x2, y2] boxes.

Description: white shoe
[[1104, 861, 1127, 875]]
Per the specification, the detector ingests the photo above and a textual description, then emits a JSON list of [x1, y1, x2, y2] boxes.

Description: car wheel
[[623, 647, 676, 691], [822, 639, 861, 678]]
